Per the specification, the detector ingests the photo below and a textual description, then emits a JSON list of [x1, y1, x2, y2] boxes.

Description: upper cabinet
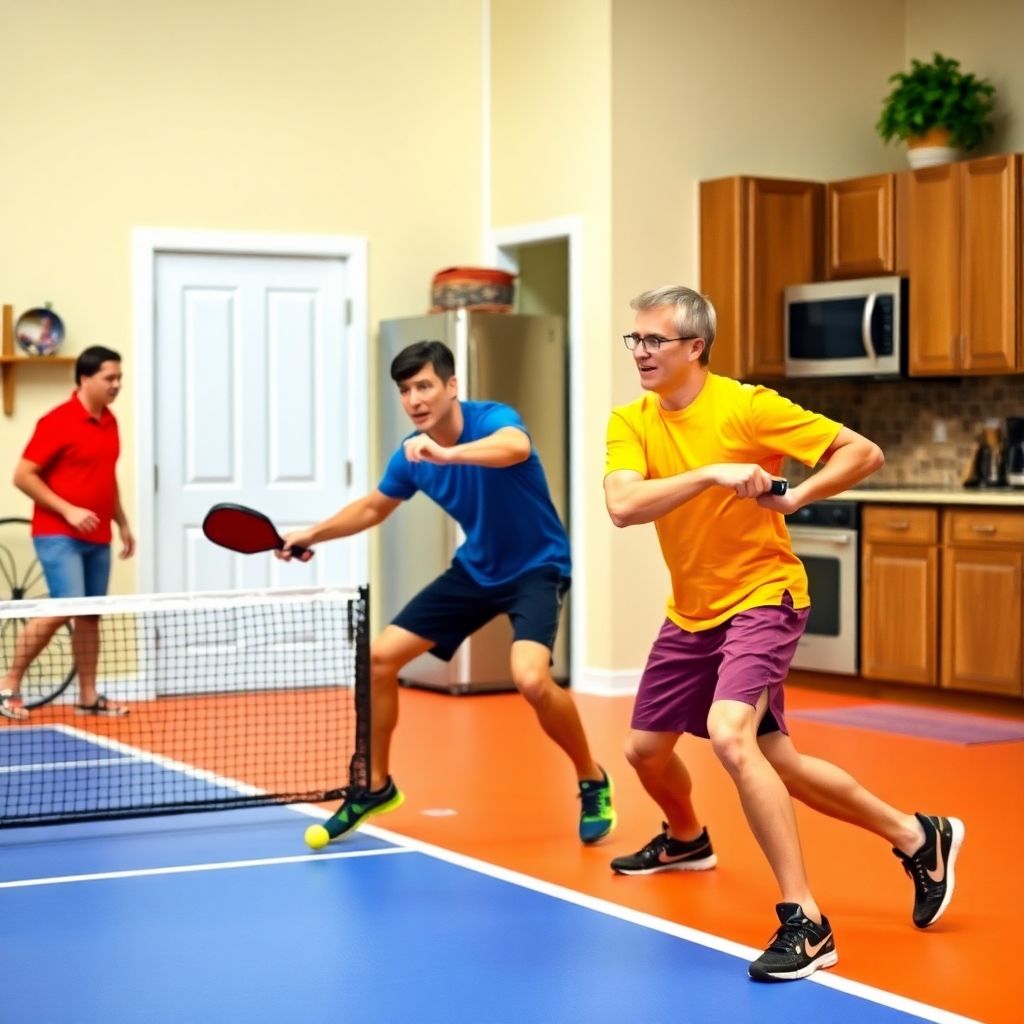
[[826, 172, 910, 279], [908, 153, 1020, 375], [701, 176, 824, 380]]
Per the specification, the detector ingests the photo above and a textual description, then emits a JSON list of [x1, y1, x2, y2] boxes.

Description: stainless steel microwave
[[784, 276, 907, 378]]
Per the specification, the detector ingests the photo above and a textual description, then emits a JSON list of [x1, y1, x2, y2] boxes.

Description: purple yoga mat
[[790, 703, 1024, 745]]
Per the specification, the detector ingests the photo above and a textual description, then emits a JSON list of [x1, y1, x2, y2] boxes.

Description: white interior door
[[154, 252, 357, 593]]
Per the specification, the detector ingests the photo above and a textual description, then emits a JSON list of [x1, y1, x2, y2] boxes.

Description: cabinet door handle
[[971, 524, 998, 534], [886, 521, 910, 530]]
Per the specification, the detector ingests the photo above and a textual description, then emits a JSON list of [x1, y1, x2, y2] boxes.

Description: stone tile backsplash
[[763, 376, 1024, 487]]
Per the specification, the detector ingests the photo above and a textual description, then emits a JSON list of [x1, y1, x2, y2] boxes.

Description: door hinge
[[345, 460, 353, 487], [345, 299, 353, 326], [154, 465, 159, 492]]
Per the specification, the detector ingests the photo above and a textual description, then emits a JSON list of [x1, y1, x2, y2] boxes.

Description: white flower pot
[[906, 128, 962, 169], [907, 144, 962, 169]]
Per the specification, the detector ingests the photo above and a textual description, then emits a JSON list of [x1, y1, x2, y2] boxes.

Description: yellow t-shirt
[[605, 373, 841, 632]]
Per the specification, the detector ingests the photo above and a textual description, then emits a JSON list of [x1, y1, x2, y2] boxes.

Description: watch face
[[15, 307, 66, 356]]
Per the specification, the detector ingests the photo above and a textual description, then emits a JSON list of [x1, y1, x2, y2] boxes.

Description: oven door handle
[[862, 293, 878, 360], [792, 532, 854, 546]]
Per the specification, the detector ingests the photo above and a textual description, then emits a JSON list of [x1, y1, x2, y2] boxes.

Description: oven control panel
[[786, 500, 859, 529]]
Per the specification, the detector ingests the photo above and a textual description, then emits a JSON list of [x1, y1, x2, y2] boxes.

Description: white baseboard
[[571, 668, 641, 697]]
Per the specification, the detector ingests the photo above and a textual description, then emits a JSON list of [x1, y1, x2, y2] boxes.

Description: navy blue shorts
[[391, 562, 570, 662]]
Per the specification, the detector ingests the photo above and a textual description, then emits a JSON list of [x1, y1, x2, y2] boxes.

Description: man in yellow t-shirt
[[604, 285, 964, 983]]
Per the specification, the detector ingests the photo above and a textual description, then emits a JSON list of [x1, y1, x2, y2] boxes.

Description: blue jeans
[[33, 535, 112, 599]]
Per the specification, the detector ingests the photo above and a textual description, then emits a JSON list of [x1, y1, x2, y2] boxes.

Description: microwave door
[[786, 296, 871, 376]]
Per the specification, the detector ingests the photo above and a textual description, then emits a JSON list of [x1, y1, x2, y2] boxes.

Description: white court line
[[4, 756, 982, 1024], [47, 722, 267, 797], [0, 845, 412, 890], [285, 806, 981, 1024], [0, 757, 136, 773]]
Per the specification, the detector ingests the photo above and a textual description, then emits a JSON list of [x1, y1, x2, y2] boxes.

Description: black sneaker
[[610, 823, 717, 875], [323, 777, 404, 840], [748, 903, 838, 982], [893, 812, 965, 928]]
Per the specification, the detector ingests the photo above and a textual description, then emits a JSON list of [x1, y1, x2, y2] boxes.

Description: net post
[[348, 584, 371, 792]]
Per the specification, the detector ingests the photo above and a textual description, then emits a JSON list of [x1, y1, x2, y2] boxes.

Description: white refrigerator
[[377, 309, 569, 693]]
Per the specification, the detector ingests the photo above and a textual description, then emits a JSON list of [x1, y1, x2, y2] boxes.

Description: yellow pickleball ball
[[305, 824, 330, 850]]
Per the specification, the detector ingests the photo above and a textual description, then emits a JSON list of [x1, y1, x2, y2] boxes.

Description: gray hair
[[630, 286, 717, 366]]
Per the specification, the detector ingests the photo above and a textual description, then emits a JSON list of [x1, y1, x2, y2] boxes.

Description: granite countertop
[[833, 486, 1024, 507]]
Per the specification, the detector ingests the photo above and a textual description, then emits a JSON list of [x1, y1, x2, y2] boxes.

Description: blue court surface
[[1, 730, 979, 1024]]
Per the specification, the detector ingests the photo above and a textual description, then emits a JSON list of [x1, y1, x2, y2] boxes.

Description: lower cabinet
[[941, 510, 1024, 696], [861, 507, 939, 686], [860, 504, 1024, 697]]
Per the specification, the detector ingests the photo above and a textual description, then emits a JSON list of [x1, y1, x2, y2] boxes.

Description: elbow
[[512, 440, 532, 465], [606, 502, 634, 529], [867, 443, 885, 474]]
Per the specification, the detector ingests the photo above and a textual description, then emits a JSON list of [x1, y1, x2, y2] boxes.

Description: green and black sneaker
[[578, 767, 616, 844], [305, 777, 404, 849]]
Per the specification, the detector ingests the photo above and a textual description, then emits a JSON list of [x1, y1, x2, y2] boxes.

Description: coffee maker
[[963, 419, 1009, 488], [1006, 417, 1024, 489]]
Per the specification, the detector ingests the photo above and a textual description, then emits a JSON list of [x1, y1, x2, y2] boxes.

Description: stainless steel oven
[[785, 501, 859, 675]]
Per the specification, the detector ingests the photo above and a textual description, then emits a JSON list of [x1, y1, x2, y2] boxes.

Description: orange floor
[[9, 678, 1018, 1021], [365, 682, 1022, 1024]]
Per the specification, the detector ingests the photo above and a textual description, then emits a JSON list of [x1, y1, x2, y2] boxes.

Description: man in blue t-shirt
[[279, 340, 615, 847]]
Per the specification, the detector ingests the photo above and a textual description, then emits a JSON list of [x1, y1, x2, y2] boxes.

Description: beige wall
[[3, 0, 1022, 678], [490, 0, 616, 668], [906, 0, 1024, 154], [0, 0, 485, 593], [606, 0, 907, 669]]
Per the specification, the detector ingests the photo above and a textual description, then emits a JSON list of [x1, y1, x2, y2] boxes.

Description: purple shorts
[[631, 593, 809, 738]]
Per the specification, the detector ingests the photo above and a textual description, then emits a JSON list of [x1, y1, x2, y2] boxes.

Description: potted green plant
[[876, 52, 996, 168]]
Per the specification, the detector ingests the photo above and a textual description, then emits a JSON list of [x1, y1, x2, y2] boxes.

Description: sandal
[[75, 695, 129, 717], [0, 689, 30, 721]]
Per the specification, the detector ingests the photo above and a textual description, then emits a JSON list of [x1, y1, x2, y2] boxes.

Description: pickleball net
[[0, 585, 370, 827]]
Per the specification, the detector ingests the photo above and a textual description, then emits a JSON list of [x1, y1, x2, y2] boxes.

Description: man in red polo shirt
[[0, 346, 135, 720]]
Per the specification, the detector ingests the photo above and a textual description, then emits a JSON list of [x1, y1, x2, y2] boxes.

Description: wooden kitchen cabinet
[[826, 172, 910, 279], [700, 176, 823, 380], [907, 153, 1020, 375], [941, 509, 1024, 696], [861, 506, 939, 686]]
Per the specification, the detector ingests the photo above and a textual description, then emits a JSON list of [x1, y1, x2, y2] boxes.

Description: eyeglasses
[[623, 332, 701, 351]]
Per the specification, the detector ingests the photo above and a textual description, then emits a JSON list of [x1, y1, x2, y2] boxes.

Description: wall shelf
[[1, 304, 76, 416]]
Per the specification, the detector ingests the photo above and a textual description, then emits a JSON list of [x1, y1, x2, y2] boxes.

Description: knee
[[369, 644, 403, 683], [707, 719, 753, 775], [513, 666, 552, 706], [623, 733, 668, 773]]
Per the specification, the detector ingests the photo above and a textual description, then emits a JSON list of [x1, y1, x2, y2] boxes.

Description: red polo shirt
[[22, 391, 121, 543]]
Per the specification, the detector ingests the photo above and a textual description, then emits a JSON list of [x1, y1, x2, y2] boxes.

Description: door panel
[[961, 154, 1019, 372], [155, 253, 356, 593], [908, 165, 960, 373], [746, 177, 823, 378]]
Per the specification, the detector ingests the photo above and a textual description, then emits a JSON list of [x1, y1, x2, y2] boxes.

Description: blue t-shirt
[[378, 400, 571, 586]]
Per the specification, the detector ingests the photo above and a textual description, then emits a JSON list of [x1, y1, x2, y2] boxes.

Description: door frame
[[131, 227, 369, 594], [486, 216, 585, 687]]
